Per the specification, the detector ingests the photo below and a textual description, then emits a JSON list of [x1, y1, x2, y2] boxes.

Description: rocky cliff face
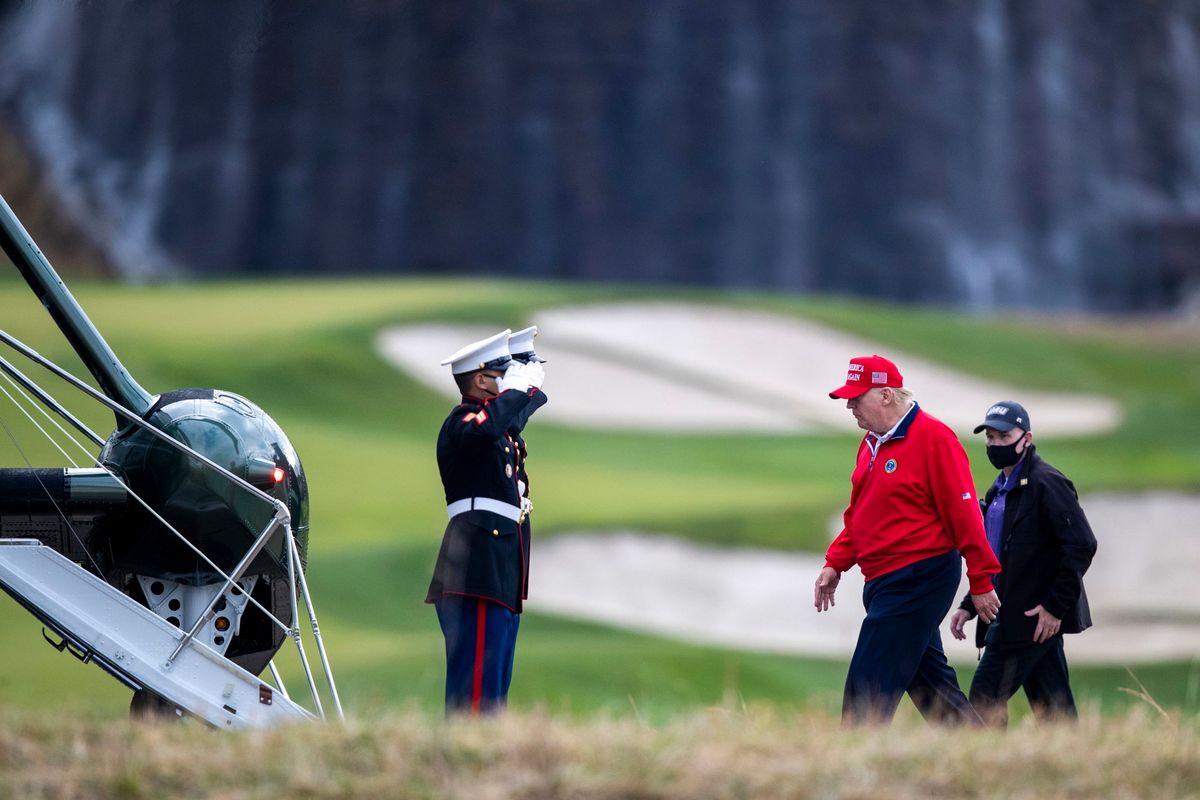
[[2, 1, 1199, 309]]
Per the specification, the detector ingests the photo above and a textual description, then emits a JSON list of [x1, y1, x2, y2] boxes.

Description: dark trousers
[[434, 595, 520, 715], [844, 549, 983, 726], [969, 633, 1076, 728]]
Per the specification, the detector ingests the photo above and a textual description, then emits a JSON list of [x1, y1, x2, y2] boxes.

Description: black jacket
[[426, 387, 547, 611], [959, 447, 1097, 646]]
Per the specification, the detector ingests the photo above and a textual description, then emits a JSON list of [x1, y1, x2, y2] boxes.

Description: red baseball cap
[[828, 354, 904, 399]]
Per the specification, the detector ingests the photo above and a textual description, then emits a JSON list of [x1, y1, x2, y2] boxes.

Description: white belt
[[447, 497, 523, 522]]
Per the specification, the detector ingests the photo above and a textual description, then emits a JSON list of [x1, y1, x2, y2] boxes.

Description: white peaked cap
[[508, 325, 546, 362], [440, 329, 513, 374]]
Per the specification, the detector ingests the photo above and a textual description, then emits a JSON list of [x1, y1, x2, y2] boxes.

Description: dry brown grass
[[0, 705, 1195, 800]]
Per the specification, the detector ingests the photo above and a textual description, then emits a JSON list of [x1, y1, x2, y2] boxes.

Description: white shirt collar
[[866, 402, 916, 453]]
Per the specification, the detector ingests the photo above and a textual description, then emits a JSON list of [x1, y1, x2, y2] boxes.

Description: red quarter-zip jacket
[[824, 404, 1000, 595]]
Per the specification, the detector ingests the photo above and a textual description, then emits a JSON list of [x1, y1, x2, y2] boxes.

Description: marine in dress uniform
[[426, 329, 547, 714]]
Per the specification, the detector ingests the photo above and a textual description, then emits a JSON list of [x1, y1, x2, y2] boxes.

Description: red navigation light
[[272, 467, 285, 483]]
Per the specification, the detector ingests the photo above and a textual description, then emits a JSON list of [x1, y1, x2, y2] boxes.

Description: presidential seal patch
[[884, 458, 898, 473]]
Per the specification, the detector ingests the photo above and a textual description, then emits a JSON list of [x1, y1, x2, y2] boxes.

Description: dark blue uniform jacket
[[426, 387, 547, 612]]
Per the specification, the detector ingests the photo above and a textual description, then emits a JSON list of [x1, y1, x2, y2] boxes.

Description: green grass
[[0, 275, 1197, 721]]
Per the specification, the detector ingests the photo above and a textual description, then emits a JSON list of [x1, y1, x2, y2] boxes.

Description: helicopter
[[0, 192, 340, 728]]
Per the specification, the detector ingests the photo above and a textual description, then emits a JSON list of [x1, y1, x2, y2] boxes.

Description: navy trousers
[[969, 632, 1076, 728], [434, 595, 520, 715], [844, 549, 983, 725]]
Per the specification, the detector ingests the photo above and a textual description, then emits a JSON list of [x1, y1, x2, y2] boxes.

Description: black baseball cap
[[973, 400, 1031, 434]]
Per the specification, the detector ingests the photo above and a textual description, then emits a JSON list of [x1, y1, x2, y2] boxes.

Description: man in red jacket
[[813, 354, 1001, 725]]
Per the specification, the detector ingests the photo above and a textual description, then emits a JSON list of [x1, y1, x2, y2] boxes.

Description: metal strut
[[0, 354, 103, 447], [289, 531, 344, 720], [285, 524, 325, 719]]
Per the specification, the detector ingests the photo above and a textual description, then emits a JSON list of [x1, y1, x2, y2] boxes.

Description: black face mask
[[986, 438, 1027, 469]]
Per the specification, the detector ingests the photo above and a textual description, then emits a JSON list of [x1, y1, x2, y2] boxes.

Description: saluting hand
[[525, 361, 545, 389], [497, 362, 534, 393], [1025, 604, 1061, 643], [971, 589, 1001, 624], [813, 566, 840, 612]]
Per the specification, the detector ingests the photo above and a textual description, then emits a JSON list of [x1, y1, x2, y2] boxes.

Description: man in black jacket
[[950, 400, 1097, 727], [425, 329, 547, 714]]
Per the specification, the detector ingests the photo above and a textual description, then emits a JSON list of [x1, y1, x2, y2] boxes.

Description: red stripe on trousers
[[471, 600, 487, 715]]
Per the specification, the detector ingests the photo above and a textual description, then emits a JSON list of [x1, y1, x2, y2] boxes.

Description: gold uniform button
[[505, 447, 510, 453], [492, 529, 499, 537]]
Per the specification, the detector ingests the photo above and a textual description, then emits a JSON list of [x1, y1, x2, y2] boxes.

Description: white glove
[[496, 361, 533, 393], [520, 495, 533, 518], [524, 361, 545, 389]]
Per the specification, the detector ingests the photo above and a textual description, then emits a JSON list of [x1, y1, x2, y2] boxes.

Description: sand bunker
[[377, 301, 1120, 435], [526, 492, 1200, 665]]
